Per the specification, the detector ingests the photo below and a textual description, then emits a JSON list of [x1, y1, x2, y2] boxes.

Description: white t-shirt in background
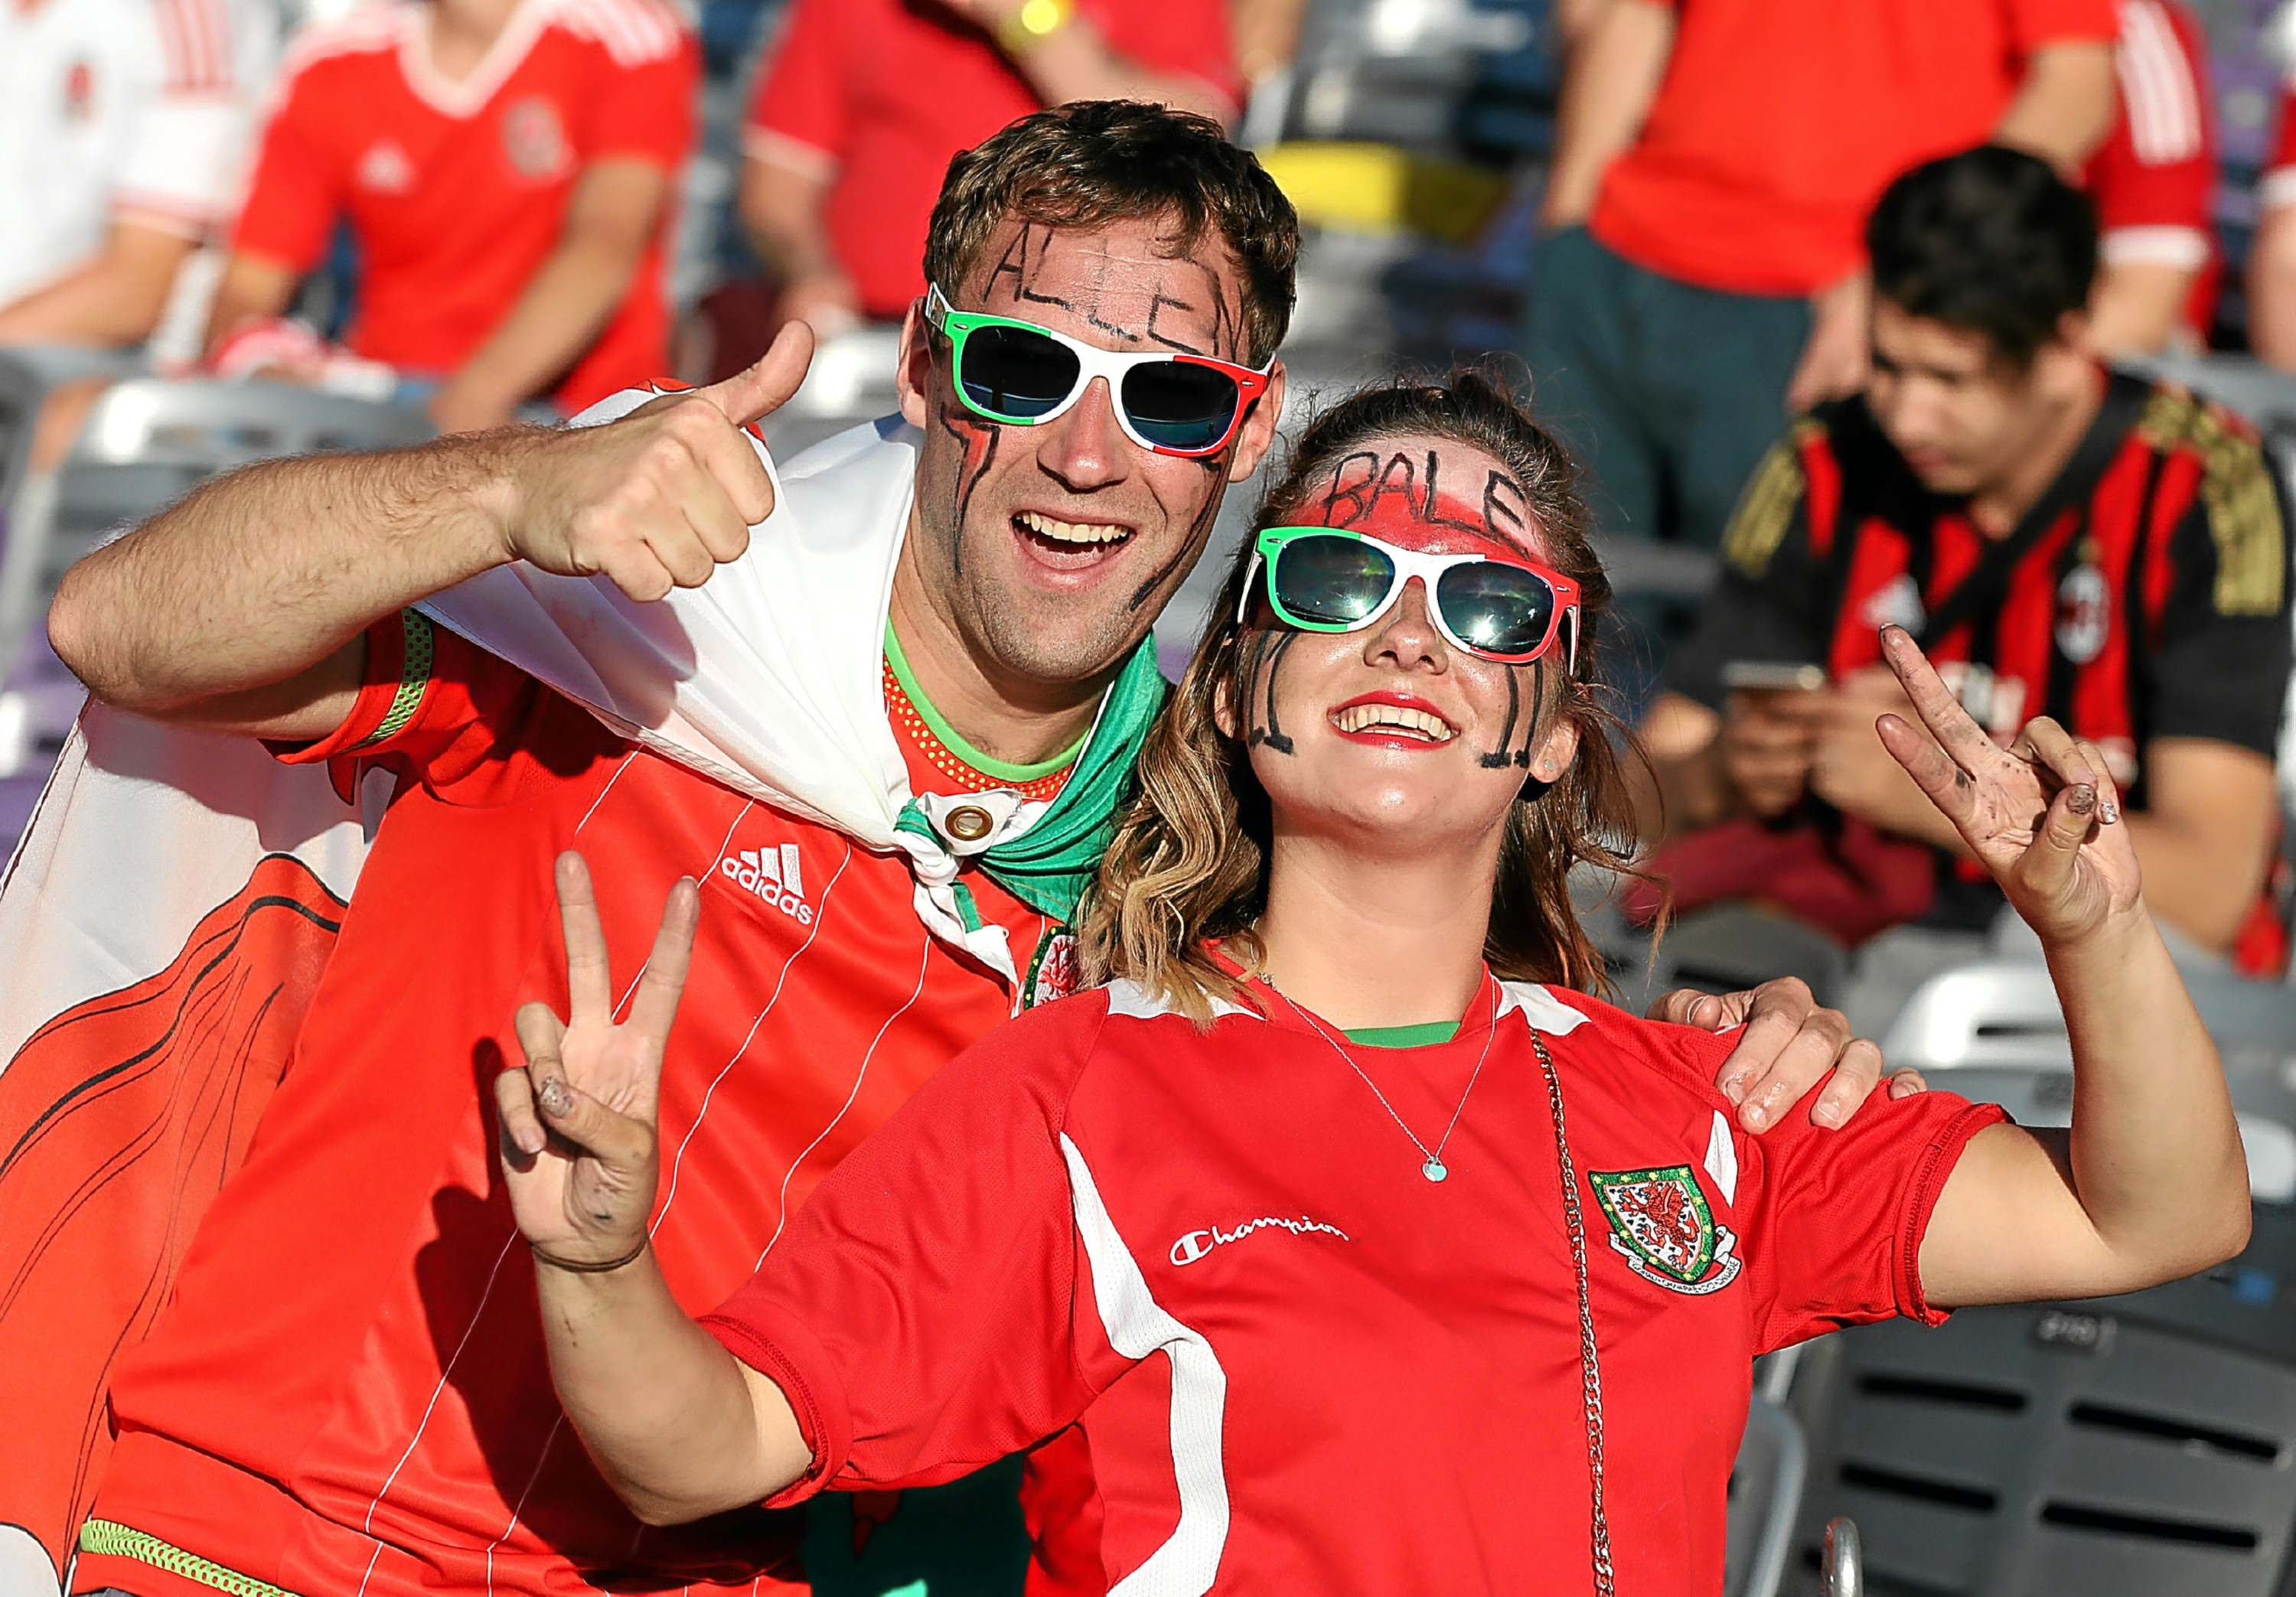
[[0, 0, 279, 309]]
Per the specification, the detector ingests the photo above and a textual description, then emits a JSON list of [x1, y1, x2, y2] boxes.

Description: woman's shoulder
[[1502, 979, 1738, 1112]]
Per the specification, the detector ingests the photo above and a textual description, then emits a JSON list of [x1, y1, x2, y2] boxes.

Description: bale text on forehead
[[1308, 447, 1535, 554]]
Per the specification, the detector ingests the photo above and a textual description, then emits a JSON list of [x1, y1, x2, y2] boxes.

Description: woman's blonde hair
[[1078, 371, 1647, 1023]]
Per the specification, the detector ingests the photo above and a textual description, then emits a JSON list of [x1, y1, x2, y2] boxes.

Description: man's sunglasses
[[923, 283, 1273, 458], [1238, 526, 1582, 669]]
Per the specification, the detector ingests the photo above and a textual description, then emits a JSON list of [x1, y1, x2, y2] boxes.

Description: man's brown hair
[[924, 100, 1300, 365]]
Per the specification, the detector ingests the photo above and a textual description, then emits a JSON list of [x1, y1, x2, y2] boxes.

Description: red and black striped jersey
[[1670, 370, 2291, 950]]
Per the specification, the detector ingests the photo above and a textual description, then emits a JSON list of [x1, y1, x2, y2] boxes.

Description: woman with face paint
[[494, 376, 2251, 1595]]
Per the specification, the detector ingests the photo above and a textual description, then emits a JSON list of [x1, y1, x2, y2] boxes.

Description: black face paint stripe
[[1247, 630, 1298, 754], [938, 399, 1001, 578], [1128, 454, 1228, 612], [1479, 661, 1521, 768], [1519, 660, 1546, 768]]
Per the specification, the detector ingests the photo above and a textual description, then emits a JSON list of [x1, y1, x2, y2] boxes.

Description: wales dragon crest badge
[[1590, 1165, 1742, 1295]]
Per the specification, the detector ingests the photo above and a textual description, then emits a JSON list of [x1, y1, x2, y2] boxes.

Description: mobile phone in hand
[[1720, 660, 1828, 693]]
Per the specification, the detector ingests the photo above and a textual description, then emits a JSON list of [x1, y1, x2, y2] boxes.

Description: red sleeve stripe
[[157, 0, 233, 93], [2117, 0, 2206, 166], [555, 0, 685, 67]]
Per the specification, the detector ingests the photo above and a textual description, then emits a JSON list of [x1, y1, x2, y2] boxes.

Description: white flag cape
[[0, 406, 1086, 1592]]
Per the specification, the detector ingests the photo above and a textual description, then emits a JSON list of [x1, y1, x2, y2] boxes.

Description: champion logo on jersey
[[722, 842, 814, 925], [1169, 1213, 1351, 1267], [355, 140, 416, 194]]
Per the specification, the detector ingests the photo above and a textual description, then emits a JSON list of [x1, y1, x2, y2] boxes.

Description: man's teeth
[[1018, 510, 1129, 546], [1332, 704, 1456, 741]]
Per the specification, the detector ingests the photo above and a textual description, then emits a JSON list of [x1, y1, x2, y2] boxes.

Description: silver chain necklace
[[1260, 974, 1497, 1183], [1530, 1026, 1616, 1597]]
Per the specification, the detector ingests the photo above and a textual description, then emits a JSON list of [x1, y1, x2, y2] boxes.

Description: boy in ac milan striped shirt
[[1641, 145, 2291, 1011]]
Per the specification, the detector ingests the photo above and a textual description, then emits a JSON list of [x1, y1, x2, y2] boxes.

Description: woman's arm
[[1864, 627, 2252, 1306], [496, 855, 812, 1521]]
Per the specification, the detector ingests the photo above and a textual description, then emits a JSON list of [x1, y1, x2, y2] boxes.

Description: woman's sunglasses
[[923, 284, 1273, 458], [1238, 526, 1582, 669]]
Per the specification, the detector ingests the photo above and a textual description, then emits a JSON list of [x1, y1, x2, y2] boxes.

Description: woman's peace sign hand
[[1873, 625, 2141, 948], [496, 852, 697, 1270]]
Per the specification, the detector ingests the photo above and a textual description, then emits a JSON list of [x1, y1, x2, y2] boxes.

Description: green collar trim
[[1342, 1020, 1463, 1048], [892, 635, 1170, 923], [885, 623, 1088, 784]]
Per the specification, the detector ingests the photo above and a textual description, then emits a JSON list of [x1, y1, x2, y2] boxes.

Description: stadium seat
[[1728, 1393, 1811, 1597]]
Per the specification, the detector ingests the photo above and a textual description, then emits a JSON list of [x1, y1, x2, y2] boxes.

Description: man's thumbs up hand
[[498, 321, 817, 602]]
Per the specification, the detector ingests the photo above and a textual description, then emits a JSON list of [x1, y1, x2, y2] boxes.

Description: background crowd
[[5, 0, 2296, 1593]]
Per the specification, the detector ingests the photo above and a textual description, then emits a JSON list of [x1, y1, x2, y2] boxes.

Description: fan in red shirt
[[203, 0, 696, 432], [488, 373, 2251, 1596], [1530, 0, 2118, 550], [2080, 0, 2220, 354], [737, 0, 1240, 334], [2241, 64, 2296, 370]]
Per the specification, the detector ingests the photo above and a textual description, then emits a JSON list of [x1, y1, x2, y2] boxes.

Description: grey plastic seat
[[0, 377, 433, 693], [1728, 1395, 1811, 1597]]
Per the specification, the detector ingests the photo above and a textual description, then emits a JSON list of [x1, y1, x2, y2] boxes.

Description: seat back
[[1727, 1396, 1810, 1597], [0, 379, 432, 686], [1794, 1285, 2296, 1596], [1879, 961, 2069, 1071]]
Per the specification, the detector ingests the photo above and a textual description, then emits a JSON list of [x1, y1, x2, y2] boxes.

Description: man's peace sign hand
[[1873, 624, 2141, 947], [496, 852, 697, 1269]]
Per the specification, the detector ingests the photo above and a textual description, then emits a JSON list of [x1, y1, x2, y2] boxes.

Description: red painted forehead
[[1293, 447, 1544, 559]]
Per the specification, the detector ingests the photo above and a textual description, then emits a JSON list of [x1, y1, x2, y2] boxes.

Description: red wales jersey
[[742, 0, 1240, 319], [231, 0, 694, 412], [2081, 0, 2219, 338], [704, 975, 2004, 1595], [77, 612, 1075, 1597]]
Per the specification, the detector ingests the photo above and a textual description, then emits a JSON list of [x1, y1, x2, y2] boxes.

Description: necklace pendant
[[1422, 1158, 1448, 1183]]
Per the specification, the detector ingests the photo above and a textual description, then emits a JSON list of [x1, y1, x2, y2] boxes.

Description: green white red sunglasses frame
[[1239, 525, 1583, 670], [922, 282, 1274, 458]]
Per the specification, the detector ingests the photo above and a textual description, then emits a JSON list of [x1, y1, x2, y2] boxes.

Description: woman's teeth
[[1017, 510, 1129, 546], [1332, 704, 1456, 741]]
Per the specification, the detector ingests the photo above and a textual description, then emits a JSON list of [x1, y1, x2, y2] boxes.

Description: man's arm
[[46, 334, 809, 741], [941, 0, 1236, 124], [1873, 627, 2250, 1305], [0, 219, 198, 348], [202, 253, 302, 353], [2249, 204, 2296, 370], [1994, 40, 2119, 171], [429, 159, 672, 435], [739, 148, 861, 332], [2086, 259, 2202, 357], [1538, 0, 1672, 230]]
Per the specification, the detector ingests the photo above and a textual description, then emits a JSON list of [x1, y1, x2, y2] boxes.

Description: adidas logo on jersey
[[722, 842, 813, 924]]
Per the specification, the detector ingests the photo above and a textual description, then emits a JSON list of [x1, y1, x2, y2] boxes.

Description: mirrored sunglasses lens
[[1434, 562, 1556, 656], [1271, 536, 1396, 626], [1120, 360, 1241, 451], [958, 324, 1081, 420]]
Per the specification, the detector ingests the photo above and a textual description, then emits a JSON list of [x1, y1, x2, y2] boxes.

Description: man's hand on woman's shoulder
[[1647, 976, 1926, 1134]]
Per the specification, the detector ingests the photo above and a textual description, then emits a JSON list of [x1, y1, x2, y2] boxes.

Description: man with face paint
[[20, 105, 1900, 1597]]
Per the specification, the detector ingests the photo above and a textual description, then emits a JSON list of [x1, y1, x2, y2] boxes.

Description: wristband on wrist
[[996, 0, 1074, 54], [531, 1236, 649, 1274]]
